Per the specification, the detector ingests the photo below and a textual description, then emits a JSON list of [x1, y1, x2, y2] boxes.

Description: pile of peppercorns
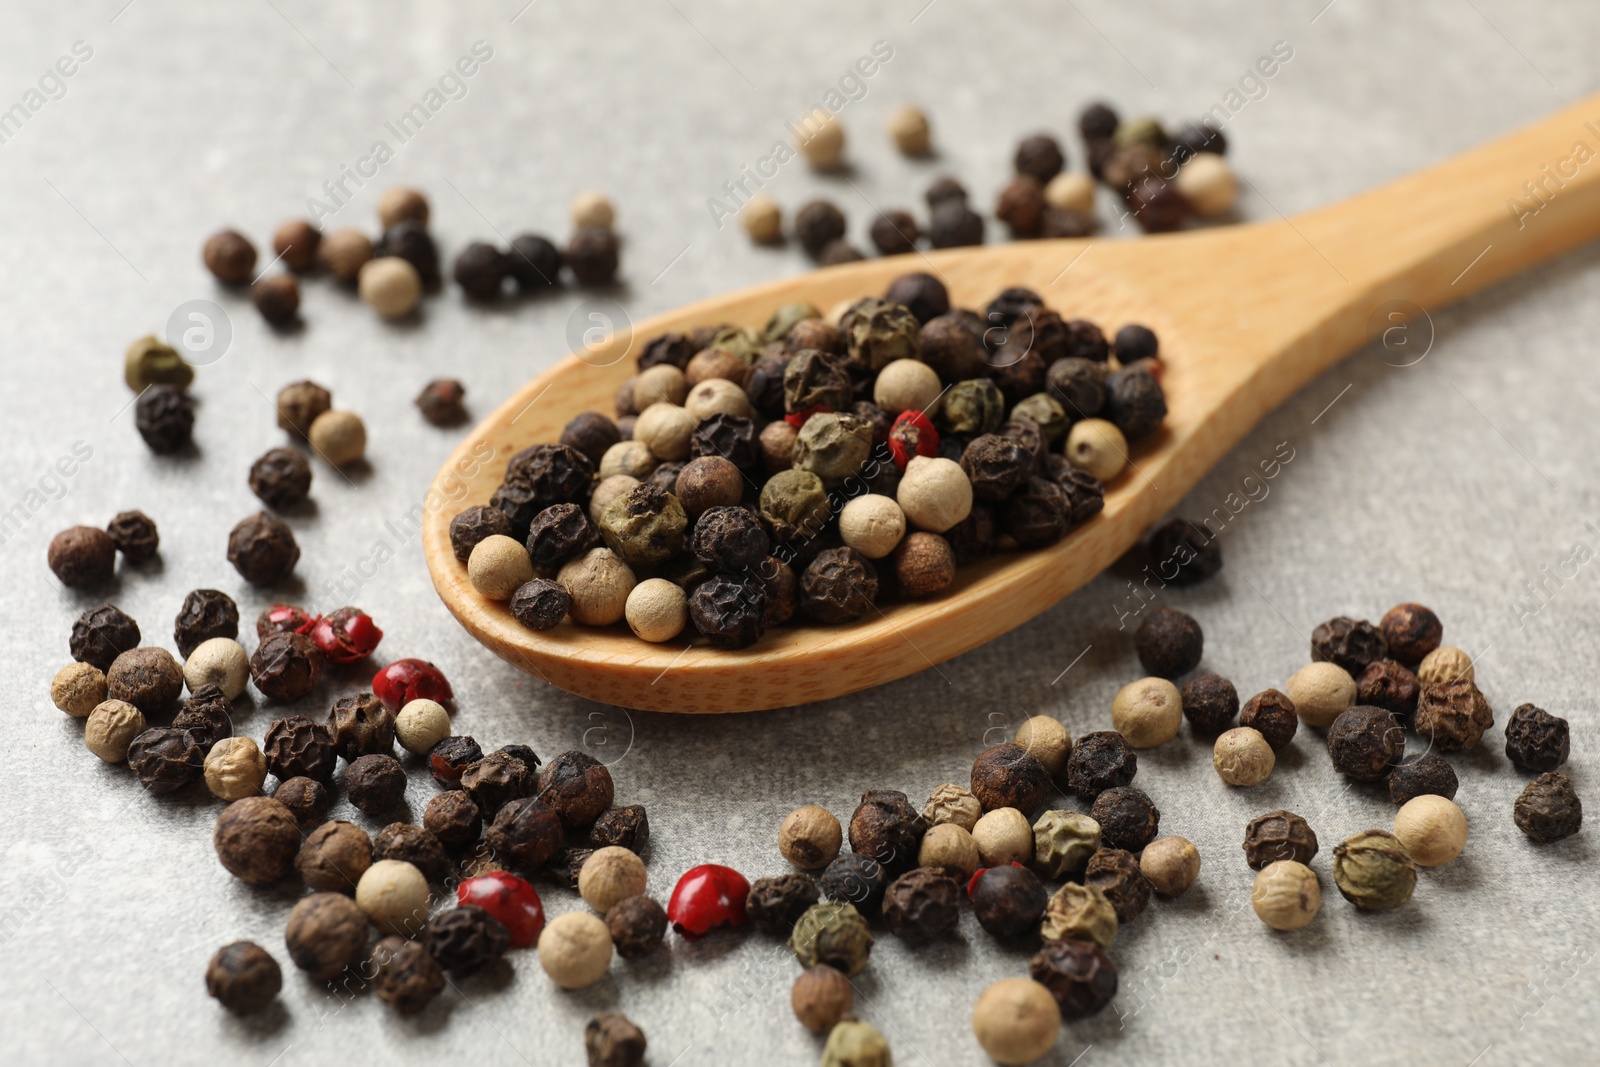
[[741, 100, 1240, 264], [454, 273, 1167, 650]]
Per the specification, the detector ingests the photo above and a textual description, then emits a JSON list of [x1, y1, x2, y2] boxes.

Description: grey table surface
[[2, 2, 1597, 1064]]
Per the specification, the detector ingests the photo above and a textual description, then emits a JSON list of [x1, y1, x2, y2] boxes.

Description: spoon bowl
[[424, 93, 1600, 712]]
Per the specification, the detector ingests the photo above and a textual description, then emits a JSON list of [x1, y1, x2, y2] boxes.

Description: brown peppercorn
[[1505, 703, 1571, 773], [1128, 176, 1188, 233], [346, 754, 408, 814], [1084, 848, 1152, 923], [605, 895, 668, 960], [1514, 771, 1583, 843], [585, 1012, 647, 1067], [326, 692, 394, 761], [486, 796, 565, 871], [1181, 674, 1239, 735], [884, 271, 949, 325], [284, 892, 369, 981], [971, 743, 1053, 816], [1135, 607, 1203, 679], [1379, 602, 1442, 664], [48, 526, 116, 588], [203, 228, 257, 285], [882, 866, 961, 942], [452, 241, 508, 301], [127, 727, 203, 793], [273, 776, 330, 832], [869, 209, 920, 256], [1356, 659, 1420, 717], [213, 796, 301, 884], [409, 378, 468, 428], [371, 935, 446, 1015], [105, 510, 159, 563], [318, 228, 373, 283], [996, 176, 1047, 237], [373, 823, 453, 884], [588, 804, 650, 853], [1065, 731, 1138, 800], [919, 314, 986, 383], [228, 512, 300, 585], [1243, 810, 1319, 870], [173, 589, 239, 659], [263, 715, 337, 782], [791, 965, 854, 1035], [276, 380, 332, 438], [1414, 678, 1494, 753], [849, 790, 928, 875], [423, 791, 482, 847], [449, 505, 513, 563], [747, 873, 822, 935], [1388, 753, 1458, 805], [565, 226, 620, 285], [106, 647, 184, 713], [1030, 939, 1118, 1019], [891, 531, 956, 598], [461, 751, 537, 817], [135, 385, 196, 453], [1090, 786, 1160, 852], [427, 906, 509, 977], [251, 274, 300, 326], [272, 218, 321, 273], [1239, 689, 1299, 751], [251, 633, 323, 703], [1311, 616, 1389, 675], [1327, 706, 1405, 781], [296, 820, 373, 893], [205, 941, 282, 1016], [675, 457, 743, 520], [70, 604, 141, 672]]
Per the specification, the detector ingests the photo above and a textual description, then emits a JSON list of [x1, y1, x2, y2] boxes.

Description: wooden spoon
[[424, 94, 1600, 713]]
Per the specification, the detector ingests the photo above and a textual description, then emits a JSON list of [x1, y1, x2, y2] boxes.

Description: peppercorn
[[520, 504, 594, 573], [528, 749, 610, 831], [106, 647, 184, 713], [1391, 795, 1467, 867], [51, 662, 106, 718], [1252, 860, 1321, 932], [819, 852, 889, 916], [917, 822, 979, 876], [1285, 661, 1356, 728], [250, 632, 322, 703], [789, 900, 873, 975], [1515, 771, 1583, 843], [479, 795, 563, 874], [1138, 836, 1199, 898], [369, 824, 450, 886], [1076, 101, 1118, 143], [1090, 787, 1160, 853], [271, 382, 328, 441], [307, 408, 367, 468], [314, 227, 371, 283], [1046, 359, 1105, 423], [101, 511, 158, 567], [1352, 659, 1419, 719], [1039, 882, 1117, 948], [955, 434, 1028, 503], [1102, 366, 1167, 443], [939, 379, 1003, 438], [915, 317, 982, 387], [461, 751, 536, 818], [343, 754, 405, 814], [1243, 810, 1318, 870], [1029, 939, 1117, 1021], [375, 186, 428, 229], [957, 864, 1040, 943], [891, 531, 957, 597], [1504, 703, 1570, 772], [880, 866, 960, 943], [497, 233, 559, 292], [70, 604, 140, 672], [1371, 601, 1440, 662], [503, 576, 569, 631], [880, 274, 947, 328], [124, 335, 194, 392], [970, 743, 1052, 816], [1065, 731, 1137, 799], [738, 873, 817, 935], [1112, 677, 1182, 748], [1332, 830, 1417, 911], [843, 789, 925, 876], [788, 965, 854, 1038], [372, 219, 439, 287], [1141, 520, 1220, 590], [369, 935, 445, 1016], [1084, 847, 1152, 923], [582, 1012, 646, 1067], [493, 442, 597, 537], [128, 726, 203, 793], [226, 511, 299, 585], [1014, 133, 1066, 183], [1128, 176, 1188, 233], [1177, 673, 1238, 735], [290, 820, 370, 893], [416, 793, 479, 851], [996, 173, 1049, 238], [213, 796, 300, 885], [1381, 755, 1455, 809], [1100, 141, 1163, 193], [422, 737, 479, 790], [819, 241, 868, 266], [47, 526, 114, 589], [168, 589, 237, 661], [973, 807, 1034, 867], [1224, 694, 1293, 759], [260, 716, 335, 786], [1327, 705, 1405, 782], [1417, 645, 1475, 687], [134, 383, 196, 454], [536, 910, 614, 990], [1135, 607, 1203, 679], [794, 547, 874, 625], [357, 858, 433, 937], [863, 209, 916, 256], [1213, 727, 1275, 787], [573, 847, 645, 915], [928, 198, 985, 248], [203, 228, 256, 285], [250, 273, 300, 327], [793, 200, 847, 259], [1024, 811, 1097, 880], [205, 941, 282, 1016], [584, 805, 648, 855], [599, 894, 666, 961], [1415, 678, 1494, 753]]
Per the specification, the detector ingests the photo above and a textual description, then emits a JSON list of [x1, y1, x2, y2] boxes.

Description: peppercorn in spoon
[[425, 93, 1600, 713]]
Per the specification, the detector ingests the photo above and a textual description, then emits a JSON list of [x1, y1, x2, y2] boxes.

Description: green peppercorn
[[764, 303, 820, 342], [598, 483, 686, 567], [841, 297, 921, 372], [942, 379, 1006, 436], [789, 901, 874, 976], [1012, 393, 1068, 442], [759, 469, 831, 542], [1331, 830, 1417, 911], [1032, 811, 1101, 880], [793, 413, 873, 486], [124, 336, 194, 392]]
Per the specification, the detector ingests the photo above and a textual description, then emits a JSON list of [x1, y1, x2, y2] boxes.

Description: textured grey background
[[1, 2, 1597, 1065]]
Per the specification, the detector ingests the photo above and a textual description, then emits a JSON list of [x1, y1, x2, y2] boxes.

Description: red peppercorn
[[257, 603, 316, 641], [888, 410, 940, 471], [309, 607, 384, 664], [456, 871, 545, 948], [785, 404, 831, 430], [372, 658, 454, 712], [667, 864, 751, 940]]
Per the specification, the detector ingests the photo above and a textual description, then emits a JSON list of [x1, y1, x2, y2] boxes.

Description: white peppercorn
[[52, 662, 107, 718], [624, 578, 687, 643], [887, 104, 931, 155], [1251, 860, 1320, 931], [468, 535, 535, 601], [1175, 153, 1238, 217], [972, 978, 1061, 1067], [1393, 795, 1467, 867], [571, 190, 616, 230], [205, 736, 268, 801], [358, 256, 421, 318], [1065, 418, 1128, 482], [633, 403, 695, 461], [741, 195, 782, 244], [395, 699, 451, 755], [1014, 715, 1072, 777], [356, 859, 431, 937], [1111, 677, 1182, 748], [599, 442, 656, 482], [1417, 645, 1475, 686], [922, 783, 982, 831], [684, 379, 752, 421], [973, 807, 1033, 867], [308, 410, 367, 467], [85, 699, 145, 762], [838, 495, 907, 560], [1044, 172, 1096, 214], [796, 112, 845, 169], [897, 455, 973, 533], [633, 365, 689, 409], [184, 637, 249, 700], [918, 823, 980, 876], [378, 186, 429, 229], [578, 847, 647, 913], [1140, 836, 1200, 897], [873, 359, 943, 415], [780, 805, 843, 870], [1213, 727, 1275, 786], [538, 910, 613, 989], [558, 547, 636, 625], [1286, 662, 1356, 728]]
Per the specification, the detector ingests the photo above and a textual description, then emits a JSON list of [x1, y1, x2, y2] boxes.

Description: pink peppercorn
[[309, 607, 384, 664], [667, 864, 751, 940], [372, 658, 454, 711], [457, 871, 546, 948]]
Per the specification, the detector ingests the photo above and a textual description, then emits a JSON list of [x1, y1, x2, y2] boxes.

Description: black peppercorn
[[1514, 771, 1582, 843], [174, 684, 234, 750], [1243, 810, 1318, 870], [969, 863, 1047, 940], [867, 210, 919, 256], [560, 411, 622, 466], [526, 503, 600, 570], [70, 604, 141, 672], [1084, 847, 1152, 923], [536, 749, 615, 830], [917, 315, 985, 385], [960, 434, 1033, 502], [586, 1013, 647, 1067], [1030, 939, 1118, 1019], [276, 380, 331, 438], [1090, 787, 1160, 852], [784, 347, 855, 414], [588, 804, 650, 853], [1065, 731, 1137, 800], [646, 462, 685, 495], [128, 726, 203, 794], [1170, 119, 1227, 162], [971, 743, 1053, 816], [1146, 518, 1222, 586], [104, 510, 159, 563], [884, 272, 949, 325], [373, 823, 453, 884], [1015, 133, 1066, 182], [637, 332, 697, 371], [461, 751, 537, 817], [1239, 689, 1299, 751], [375, 221, 439, 286], [449, 506, 513, 563], [1379, 602, 1443, 665], [246, 447, 312, 511], [1128, 176, 1188, 233], [928, 198, 984, 248], [173, 589, 239, 660], [284, 892, 368, 980], [1357, 659, 1421, 718], [213, 796, 301, 885], [510, 578, 573, 631], [427, 905, 510, 976], [687, 506, 768, 572], [819, 852, 889, 917], [203, 228, 257, 285], [747, 873, 822, 935], [1002, 476, 1071, 548], [690, 412, 761, 472], [1310, 616, 1388, 675], [205, 941, 282, 1016], [984, 288, 1044, 336], [507, 232, 564, 290], [996, 177, 1047, 238], [251, 274, 300, 326], [882, 867, 961, 943], [429, 736, 483, 786], [106, 647, 183, 712], [1181, 674, 1239, 735], [1327, 706, 1405, 781], [606, 895, 669, 960], [794, 200, 847, 259], [1104, 366, 1167, 442], [134, 384, 196, 453], [228, 512, 300, 585], [1079, 101, 1119, 141], [250, 632, 322, 703], [848, 790, 927, 875], [800, 547, 878, 625], [372, 935, 446, 1016], [1504, 703, 1570, 773], [486, 796, 565, 871], [744, 354, 791, 420], [48, 526, 116, 588], [1135, 607, 1203, 679], [924, 175, 968, 208], [1046, 356, 1106, 419], [1388, 753, 1458, 806], [424, 790, 482, 846], [565, 227, 620, 285], [273, 776, 330, 832], [452, 241, 508, 301], [492, 443, 596, 540], [346, 753, 407, 814], [415, 378, 468, 426], [326, 692, 394, 761], [263, 715, 337, 782]]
